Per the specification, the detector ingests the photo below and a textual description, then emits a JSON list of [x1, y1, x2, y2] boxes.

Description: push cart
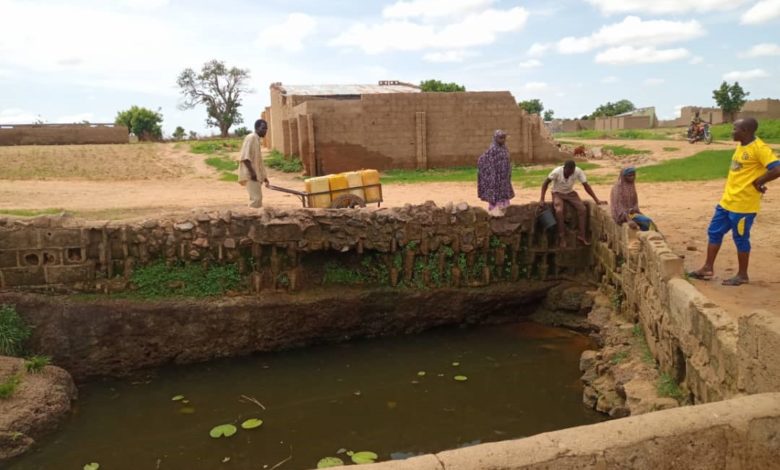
[[268, 183, 383, 208]]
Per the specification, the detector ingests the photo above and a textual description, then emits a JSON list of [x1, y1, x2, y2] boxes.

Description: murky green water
[[9, 322, 604, 470]]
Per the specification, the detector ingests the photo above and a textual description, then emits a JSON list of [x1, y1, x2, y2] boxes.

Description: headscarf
[[610, 167, 639, 224], [477, 130, 515, 204]]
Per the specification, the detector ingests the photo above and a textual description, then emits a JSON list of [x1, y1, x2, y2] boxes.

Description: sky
[[1, 0, 779, 136]]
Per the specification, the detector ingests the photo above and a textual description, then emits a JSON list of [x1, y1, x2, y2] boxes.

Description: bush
[[0, 304, 31, 356], [265, 150, 303, 173], [234, 126, 250, 137], [25, 355, 51, 373], [115, 106, 163, 141], [0, 375, 21, 399]]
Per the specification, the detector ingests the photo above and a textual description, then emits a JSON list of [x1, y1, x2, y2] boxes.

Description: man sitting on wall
[[238, 119, 270, 208], [540, 160, 607, 247]]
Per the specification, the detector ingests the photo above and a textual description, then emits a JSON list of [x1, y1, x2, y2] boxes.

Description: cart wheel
[[331, 194, 366, 209]]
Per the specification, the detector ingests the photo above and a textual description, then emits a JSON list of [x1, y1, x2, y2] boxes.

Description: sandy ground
[[1, 140, 778, 318]]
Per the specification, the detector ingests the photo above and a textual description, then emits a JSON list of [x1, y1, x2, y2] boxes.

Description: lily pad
[[452, 362, 460, 367], [417, 371, 426, 376], [171, 395, 185, 401], [317, 457, 344, 468], [241, 418, 264, 430], [336, 448, 347, 454], [454, 375, 468, 382], [209, 424, 238, 438], [351, 451, 378, 464], [83, 464, 100, 470], [179, 407, 196, 414], [182, 399, 190, 405]]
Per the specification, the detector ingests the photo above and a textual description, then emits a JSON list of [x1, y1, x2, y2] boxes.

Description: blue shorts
[[707, 205, 756, 252]]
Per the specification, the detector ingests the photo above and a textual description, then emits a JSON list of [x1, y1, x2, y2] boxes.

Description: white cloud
[[723, 68, 770, 80], [522, 82, 549, 91], [527, 43, 550, 57], [585, 0, 748, 15], [331, 7, 529, 53], [518, 59, 542, 69], [258, 13, 317, 52], [118, 0, 169, 10], [383, 0, 493, 19], [601, 76, 620, 83], [555, 16, 704, 54], [595, 46, 690, 64], [423, 50, 475, 62], [744, 43, 780, 57], [55, 113, 95, 123], [741, 0, 780, 24], [644, 78, 665, 86], [0, 108, 42, 123], [689, 56, 704, 64]]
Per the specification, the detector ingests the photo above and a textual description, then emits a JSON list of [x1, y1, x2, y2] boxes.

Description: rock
[[142, 220, 158, 229], [174, 222, 194, 231], [223, 238, 236, 249], [580, 350, 599, 372], [456, 202, 469, 212], [192, 238, 209, 248]]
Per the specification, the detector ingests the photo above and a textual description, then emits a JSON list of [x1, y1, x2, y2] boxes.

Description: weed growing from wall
[[657, 372, 685, 401], [0, 304, 31, 357], [130, 261, 242, 298], [25, 355, 51, 373], [0, 374, 21, 399]]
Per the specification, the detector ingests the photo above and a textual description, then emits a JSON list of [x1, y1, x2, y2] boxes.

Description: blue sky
[[1, 0, 778, 136]]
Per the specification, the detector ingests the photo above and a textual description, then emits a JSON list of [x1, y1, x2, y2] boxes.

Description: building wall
[[290, 92, 567, 175], [595, 115, 655, 131], [0, 124, 129, 146]]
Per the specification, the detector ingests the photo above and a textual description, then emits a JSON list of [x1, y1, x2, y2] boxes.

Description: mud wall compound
[[0, 124, 129, 146], [590, 206, 780, 402]]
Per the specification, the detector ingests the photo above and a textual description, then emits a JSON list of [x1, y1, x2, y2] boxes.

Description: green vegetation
[[710, 119, 780, 143], [381, 162, 603, 186], [0, 208, 64, 217], [322, 255, 389, 286], [130, 261, 241, 298], [589, 99, 635, 119], [662, 147, 680, 152], [602, 145, 651, 156], [419, 79, 465, 92], [115, 105, 163, 141], [556, 128, 674, 140], [205, 157, 238, 175], [610, 350, 629, 365], [25, 355, 51, 373], [632, 324, 656, 365], [265, 150, 303, 173], [0, 304, 31, 356], [638, 150, 731, 182], [0, 374, 21, 399], [657, 372, 686, 401], [518, 98, 544, 115], [172, 126, 186, 141], [712, 81, 749, 123], [189, 139, 241, 154]]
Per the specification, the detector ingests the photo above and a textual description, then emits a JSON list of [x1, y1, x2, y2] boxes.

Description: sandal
[[721, 276, 749, 286], [687, 270, 713, 281]]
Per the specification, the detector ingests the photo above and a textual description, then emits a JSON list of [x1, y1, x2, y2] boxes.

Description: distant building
[[594, 107, 657, 131], [661, 99, 780, 127], [265, 81, 567, 176]]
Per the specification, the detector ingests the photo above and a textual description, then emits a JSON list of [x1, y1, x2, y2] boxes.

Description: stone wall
[[0, 124, 129, 146], [0, 203, 590, 293], [350, 392, 780, 469], [590, 206, 780, 402]]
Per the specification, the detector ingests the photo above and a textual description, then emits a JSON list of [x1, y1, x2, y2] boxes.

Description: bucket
[[537, 207, 556, 231]]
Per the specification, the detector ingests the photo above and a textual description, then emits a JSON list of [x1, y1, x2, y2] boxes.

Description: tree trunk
[[220, 123, 229, 138]]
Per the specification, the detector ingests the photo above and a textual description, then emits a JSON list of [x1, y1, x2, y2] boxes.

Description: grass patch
[[0, 304, 31, 356], [205, 157, 238, 172], [657, 372, 686, 401], [322, 255, 390, 286], [0, 375, 21, 399], [602, 145, 651, 156], [25, 355, 51, 373], [130, 261, 242, 298], [220, 173, 238, 182], [632, 324, 656, 365], [610, 350, 629, 365], [189, 139, 242, 155], [710, 119, 780, 143], [637, 150, 732, 182], [381, 162, 602, 186], [0, 208, 64, 217], [556, 129, 675, 140], [662, 147, 680, 152], [265, 150, 303, 173]]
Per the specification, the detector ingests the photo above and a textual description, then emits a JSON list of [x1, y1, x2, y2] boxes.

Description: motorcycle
[[687, 123, 713, 144]]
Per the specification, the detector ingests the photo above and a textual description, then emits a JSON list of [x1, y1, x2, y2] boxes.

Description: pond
[[9, 322, 604, 470]]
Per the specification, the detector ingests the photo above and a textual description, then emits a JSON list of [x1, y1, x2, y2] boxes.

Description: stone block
[[45, 264, 95, 284], [0, 250, 18, 268], [0, 229, 41, 249], [658, 253, 684, 281], [1, 267, 46, 286], [43, 229, 81, 247], [738, 310, 780, 394]]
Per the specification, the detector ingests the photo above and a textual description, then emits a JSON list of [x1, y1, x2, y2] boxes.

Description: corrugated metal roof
[[279, 84, 421, 96]]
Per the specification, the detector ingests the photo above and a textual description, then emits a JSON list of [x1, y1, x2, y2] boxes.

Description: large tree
[[115, 106, 163, 140], [177, 60, 251, 138], [419, 79, 466, 92], [712, 81, 749, 123], [590, 99, 635, 119], [518, 99, 544, 115]]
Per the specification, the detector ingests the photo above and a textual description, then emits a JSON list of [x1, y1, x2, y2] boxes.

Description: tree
[[177, 59, 251, 138], [172, 126, 186, 140], [518, 99, 544, 115], [188, 130, 198, 140], [543, 109, 555, 121], [115, 106, 163, 140], [419, 79, 466, 92], [590, 99, 635, 118], [234, 126, 250, 137], [712, 81, 749, 122]]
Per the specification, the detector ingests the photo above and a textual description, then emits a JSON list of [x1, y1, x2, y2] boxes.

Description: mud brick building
[[0, 123, 128, 146], [265, 81, 567, 176]]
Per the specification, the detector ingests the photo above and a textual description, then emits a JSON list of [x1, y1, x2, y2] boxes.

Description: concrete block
[[738, 310, 780, 394], [1, 267, 46, 286], [43, 229, 81, 247], [45, 264, 95, 284], [0, 250, 18, 268], [658, 253, 684, 281]]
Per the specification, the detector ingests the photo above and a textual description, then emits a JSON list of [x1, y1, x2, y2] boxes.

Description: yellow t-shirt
[[719, 138, 779, 213]]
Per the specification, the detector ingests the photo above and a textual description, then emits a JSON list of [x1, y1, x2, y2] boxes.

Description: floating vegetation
[[240, 418, 263, 430], [317, 457, 344, 468], [454, 375, 468, 382], [348, 450, 379, 465], [209, 424, 238, 439], [171, 395, 185, 401], [83, 463, 100, 470], [417, 371, 426, 376]]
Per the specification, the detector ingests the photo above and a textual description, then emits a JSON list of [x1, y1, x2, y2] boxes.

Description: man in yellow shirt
[[689, 118, 780, 286]]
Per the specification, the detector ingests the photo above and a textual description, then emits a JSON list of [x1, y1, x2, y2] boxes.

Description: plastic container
[[361, 169, 381, 203], [328, 173, 350, 201], [537, 207, 557, 231], [304, 176, 331, 208], [342, 171, 365, 201]]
